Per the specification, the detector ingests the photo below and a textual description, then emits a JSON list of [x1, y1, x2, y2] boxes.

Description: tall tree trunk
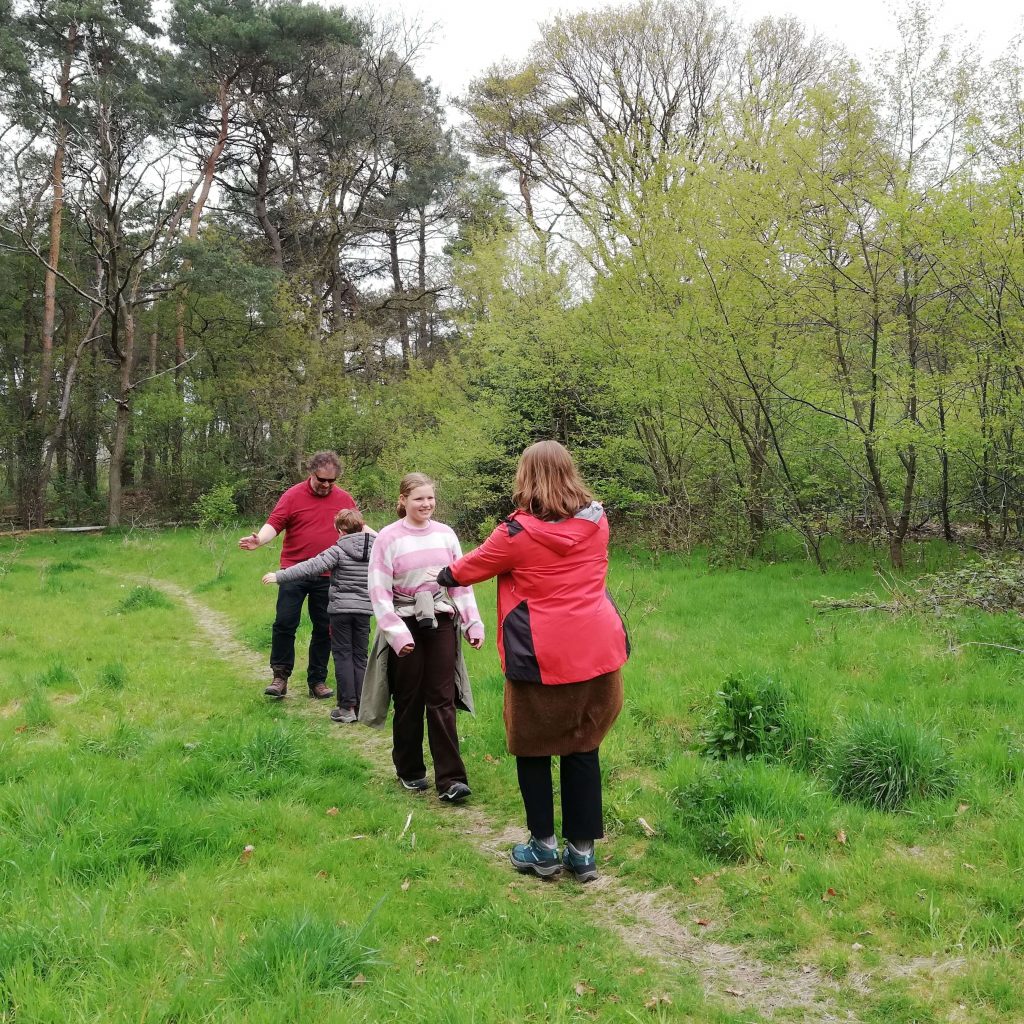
[[388, 225, 410, 369]]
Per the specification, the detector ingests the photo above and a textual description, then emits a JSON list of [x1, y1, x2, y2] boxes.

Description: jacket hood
[[515, 501, 605, 555], [336, 531, 373, 561]]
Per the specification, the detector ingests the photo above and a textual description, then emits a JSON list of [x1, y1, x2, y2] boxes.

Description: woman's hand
[[467, 636, 483, 650], [261, 572, 277, 585], [398, 643, 415, 657]]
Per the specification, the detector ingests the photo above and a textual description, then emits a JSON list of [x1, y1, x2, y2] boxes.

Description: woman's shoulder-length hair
[[512, 440, 594, 522]]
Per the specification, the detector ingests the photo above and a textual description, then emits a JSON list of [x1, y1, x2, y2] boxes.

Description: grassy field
[[1, 527, 1022, 1023]]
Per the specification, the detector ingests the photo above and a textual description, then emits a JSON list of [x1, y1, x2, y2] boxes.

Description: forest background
[[1, 0, 1022, 570]]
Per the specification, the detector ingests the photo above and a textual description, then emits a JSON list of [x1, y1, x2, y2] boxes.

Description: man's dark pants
[[270, 577, 331, 685]]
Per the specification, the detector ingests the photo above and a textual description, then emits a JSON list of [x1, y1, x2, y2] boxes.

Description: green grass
[[1, 527, 1023, 1022]]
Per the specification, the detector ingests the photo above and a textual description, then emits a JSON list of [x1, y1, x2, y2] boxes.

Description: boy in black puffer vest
[[263, 509, 375, 722]]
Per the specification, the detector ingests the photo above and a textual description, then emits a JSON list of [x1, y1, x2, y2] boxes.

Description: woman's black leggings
[[515, 748, 603, 841]]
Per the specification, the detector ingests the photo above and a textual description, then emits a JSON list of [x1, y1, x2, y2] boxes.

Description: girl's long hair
[[512, 441, 593, 521], [397, 472, 435, 518]]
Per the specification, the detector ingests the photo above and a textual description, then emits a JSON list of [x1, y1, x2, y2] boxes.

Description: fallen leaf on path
[[801, 965, 813, 974], [694, 918, 711, 927], [724, 987, 745, 997], [637, 817, 658, 837], [821, 887, 837, 902], [851, 942, 864, 951], [14, 725, 27, 734], [316, 870, 329, 879], [795, 832, 806, 841], [326, 807, 339, 816], [484, 753, 498, 763], [962, 862, 976, 872], [691, 876, 703, 885], [631, 967, 646, 976], [574, 982, 595, 996], [835, 829, 847, 845]]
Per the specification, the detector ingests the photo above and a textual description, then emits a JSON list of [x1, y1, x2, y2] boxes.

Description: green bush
[[699, 673, 816, 766], [192, 484, 238, 529], [829, 711, 957, 811]]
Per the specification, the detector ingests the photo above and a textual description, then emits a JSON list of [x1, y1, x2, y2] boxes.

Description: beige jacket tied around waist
[[357, 626, 476, 727]]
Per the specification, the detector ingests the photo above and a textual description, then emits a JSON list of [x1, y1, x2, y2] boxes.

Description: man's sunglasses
[[313, 474, 337, 485]]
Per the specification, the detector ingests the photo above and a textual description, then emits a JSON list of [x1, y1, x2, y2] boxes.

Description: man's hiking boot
[[510, 836, 562, 878], [562, 843, 599, 883], [399, 776, 429, 792], [308, 682, 333, 700], [264, 675, 288, 698]]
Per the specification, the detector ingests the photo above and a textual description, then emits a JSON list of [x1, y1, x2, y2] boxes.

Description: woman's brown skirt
[[503, 669, 624, 757]]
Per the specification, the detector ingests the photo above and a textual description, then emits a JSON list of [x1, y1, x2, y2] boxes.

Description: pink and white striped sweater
[[368, 518, 485, 654]]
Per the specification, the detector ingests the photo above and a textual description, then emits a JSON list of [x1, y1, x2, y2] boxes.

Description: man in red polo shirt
[[239, 451, 357, 698]]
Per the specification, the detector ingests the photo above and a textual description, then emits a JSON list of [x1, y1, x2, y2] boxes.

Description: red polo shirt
[[266, 480, 357, 568]]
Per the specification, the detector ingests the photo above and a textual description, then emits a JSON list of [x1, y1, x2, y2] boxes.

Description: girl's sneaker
[[510, 836, 561, 878], [562, 843, 598, 882]]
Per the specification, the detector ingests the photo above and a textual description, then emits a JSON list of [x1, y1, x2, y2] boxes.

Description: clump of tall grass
[[21, 690, 54, 730], [178, 720, 313, 799], [829, 710, 957, 811], [36, 659, 77, 689], [115, 585, 172, 614], [98, 661, 128, 690], [699, 673, 817, 768], [668, 757, 833, 863], [225, 913, 379, 996]]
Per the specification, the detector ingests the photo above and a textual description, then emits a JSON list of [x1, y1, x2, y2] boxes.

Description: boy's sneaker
[[399, 776, 429, 792], [438, 781, 471, 803], [562, 843, 599, 883], [510, 836, 562, 878], [330, 707, 358, 724]]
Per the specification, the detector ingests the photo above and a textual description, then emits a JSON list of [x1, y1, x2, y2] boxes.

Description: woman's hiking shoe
[[562, 844, 599, 883], [308, 682, 334, 699], [510, 836, 562, 878], [399, 776, 429, 792], [439, 781, 471, 803], [330, 707, 358, 724]]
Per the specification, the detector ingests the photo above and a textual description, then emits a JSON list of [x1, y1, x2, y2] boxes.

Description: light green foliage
[[192, 483, 237, 529]]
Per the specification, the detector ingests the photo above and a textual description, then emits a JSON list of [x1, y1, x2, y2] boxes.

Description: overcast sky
[[354, 0, 1023, 104]]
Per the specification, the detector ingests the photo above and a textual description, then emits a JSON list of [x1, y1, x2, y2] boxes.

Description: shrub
[[829, 711, 957, 811], [700, 673, 816, 766], [192, 484, 238, 529]]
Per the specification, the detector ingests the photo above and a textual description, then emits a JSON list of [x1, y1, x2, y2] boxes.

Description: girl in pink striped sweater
[[368, 472, 484, 802]]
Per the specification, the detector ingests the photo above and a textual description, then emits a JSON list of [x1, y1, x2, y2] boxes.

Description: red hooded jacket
[[443, 503, 629, 685]]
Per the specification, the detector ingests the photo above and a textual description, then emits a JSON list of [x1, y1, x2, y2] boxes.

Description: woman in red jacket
[[437, 441, 628, 882]]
